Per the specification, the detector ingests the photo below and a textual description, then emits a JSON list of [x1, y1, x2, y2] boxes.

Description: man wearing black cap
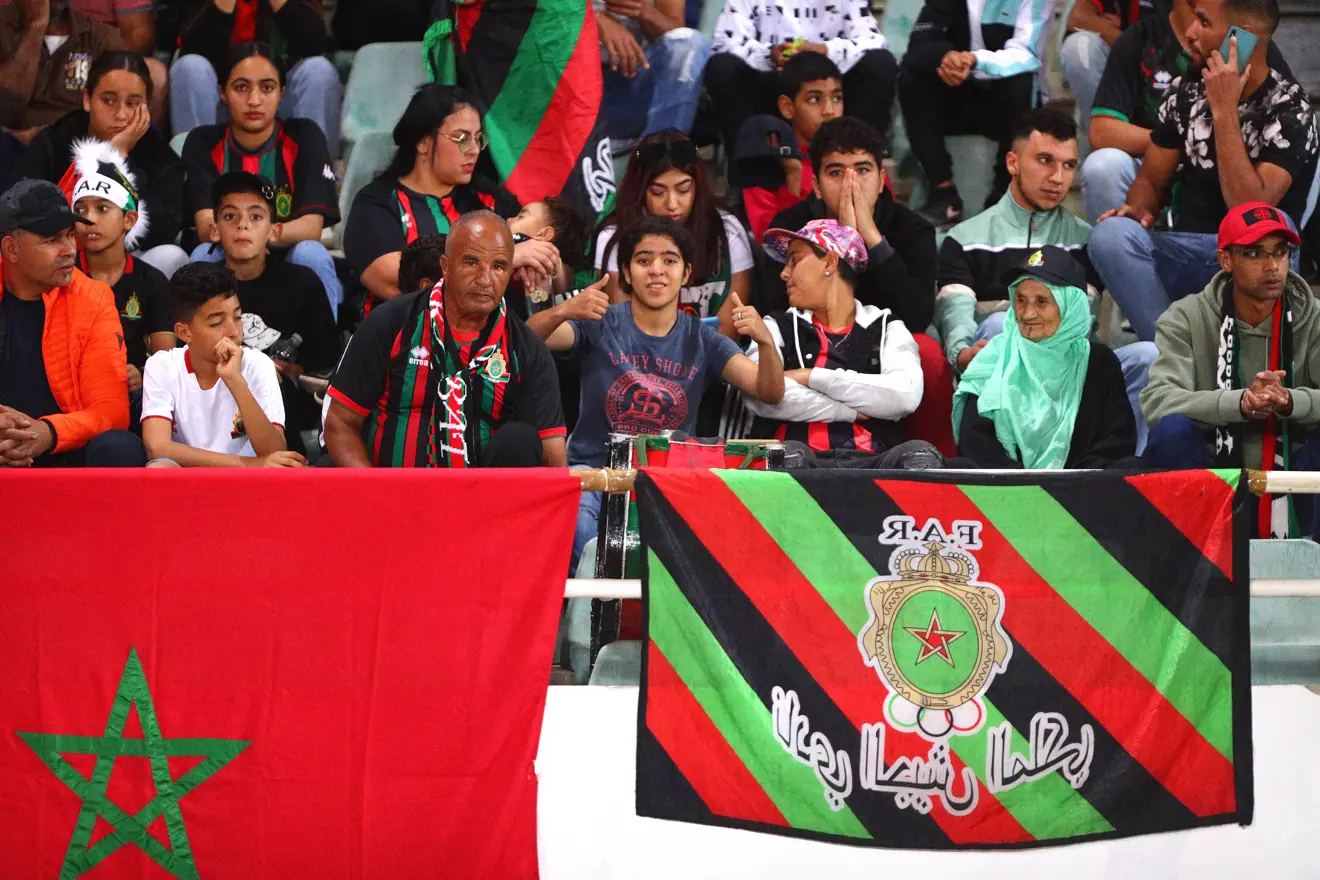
[[0, 178, 144, 467], [734, 115, 809, 243]]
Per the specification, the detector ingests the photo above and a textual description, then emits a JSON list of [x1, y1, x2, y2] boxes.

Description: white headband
[[72, 173, 136, 212]]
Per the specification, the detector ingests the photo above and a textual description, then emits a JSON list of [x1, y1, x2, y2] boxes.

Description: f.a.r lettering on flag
[[0, 469, 579, 878], [635, 469, 1253, 848]]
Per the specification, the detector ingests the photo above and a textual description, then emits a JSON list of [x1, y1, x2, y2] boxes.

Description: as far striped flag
[[425, 0, 616, 219], [636, 469, 1253, 848]]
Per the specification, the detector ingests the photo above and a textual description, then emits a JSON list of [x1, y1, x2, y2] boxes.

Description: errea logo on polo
[[408, 345, 430, 367]]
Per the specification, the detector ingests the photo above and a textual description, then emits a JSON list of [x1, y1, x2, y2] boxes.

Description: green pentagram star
[[16, 649, 251, 880]]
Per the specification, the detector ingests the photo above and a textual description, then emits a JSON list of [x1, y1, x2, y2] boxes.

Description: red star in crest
[[903, 608, 966, 667]]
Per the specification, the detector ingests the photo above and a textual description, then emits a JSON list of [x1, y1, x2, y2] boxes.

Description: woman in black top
[[345, 84, 555, 313], [23, 51, 188, 272]]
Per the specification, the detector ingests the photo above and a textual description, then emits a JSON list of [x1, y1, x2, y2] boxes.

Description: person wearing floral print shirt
[[1088, 0, 1317, 344]]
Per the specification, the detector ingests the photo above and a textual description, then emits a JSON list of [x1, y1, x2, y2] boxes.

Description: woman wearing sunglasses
[[594, 130, 753, 338], [344, 84, 561, 312]]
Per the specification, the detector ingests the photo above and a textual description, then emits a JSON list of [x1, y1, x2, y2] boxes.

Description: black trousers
[[35, 430, 147, 468], [704, 49, 898, 156], [897, 66, 1035, 195]]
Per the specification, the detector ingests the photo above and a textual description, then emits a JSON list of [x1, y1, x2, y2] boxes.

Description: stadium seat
[[333, 130, 395, 249], [170, 132, 188, 158], [587, 640, 642, 687], [340, 42, 428, 150], [1250, 539, 1320, 684]]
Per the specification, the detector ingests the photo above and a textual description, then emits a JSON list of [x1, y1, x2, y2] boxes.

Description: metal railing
[[565, 469, 1320, 601]]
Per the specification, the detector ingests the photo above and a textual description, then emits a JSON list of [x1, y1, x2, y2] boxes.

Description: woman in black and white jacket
[[705, 0, 897, 149], [746, 219, 930, 465]]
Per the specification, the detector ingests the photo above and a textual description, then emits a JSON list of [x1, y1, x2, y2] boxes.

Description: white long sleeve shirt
[[711, 0, 889, 73]]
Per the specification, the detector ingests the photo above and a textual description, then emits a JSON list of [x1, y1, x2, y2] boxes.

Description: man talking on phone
[[1087, 0, 1316, 343]]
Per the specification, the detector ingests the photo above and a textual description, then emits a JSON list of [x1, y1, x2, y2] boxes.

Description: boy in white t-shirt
[[141, 263, 306, 467]]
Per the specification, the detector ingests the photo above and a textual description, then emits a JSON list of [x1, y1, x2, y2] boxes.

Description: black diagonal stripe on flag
[[801, 473, 1203, 834], [1043, 479, 1235, 667], [641, 485, 952, 847], [636, 725, 718, 823]]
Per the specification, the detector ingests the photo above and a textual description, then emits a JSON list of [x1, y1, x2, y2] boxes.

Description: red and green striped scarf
[[424, 280, 515, 468]]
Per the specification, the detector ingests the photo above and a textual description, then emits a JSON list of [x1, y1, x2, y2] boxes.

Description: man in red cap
[[1143, 201, 1320, 538]]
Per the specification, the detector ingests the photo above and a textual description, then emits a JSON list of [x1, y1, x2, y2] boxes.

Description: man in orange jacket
[[0, 179, 145, 467]]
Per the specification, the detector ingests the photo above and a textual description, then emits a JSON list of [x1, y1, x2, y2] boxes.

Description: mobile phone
[[1220, 26, 1258, 73]]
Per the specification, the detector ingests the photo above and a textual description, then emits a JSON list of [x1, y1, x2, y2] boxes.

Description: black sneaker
[[917, 185, 964, 228]]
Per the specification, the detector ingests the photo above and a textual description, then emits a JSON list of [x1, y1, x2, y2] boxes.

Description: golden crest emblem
[[121, 293, 141, 320], [275, 187, 293, 220], [859, 540, 1010, 720], [484, 349, 508, 382], [1026, 249, 1045, 267]]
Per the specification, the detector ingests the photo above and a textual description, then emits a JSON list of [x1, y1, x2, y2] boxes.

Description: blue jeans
[[1091, 216, 1301, 343], [170, 54, 344, 155], [975, 312, 1159, 454], [1081, 147, 1141, 225], [36, 430, 147, 468], [1089, 219, 1222, 343], [601, 28, 710, 138], [572, 490, 603, 575], [1059, 30, 1109, 128], [191, 240, 343, 317], [1146, 414, 1320, 537]]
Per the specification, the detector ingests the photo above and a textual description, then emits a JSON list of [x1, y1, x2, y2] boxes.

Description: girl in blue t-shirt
[[538, 216, 785, 571]]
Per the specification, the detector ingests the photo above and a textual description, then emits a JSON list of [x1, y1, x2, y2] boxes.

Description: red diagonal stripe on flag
[[502, 8, 601, 203], [654, 473, 1032, 845], [1125, 472, 1235, 579], [879, 479, 1237, 818], [646, 643, 790, 827]]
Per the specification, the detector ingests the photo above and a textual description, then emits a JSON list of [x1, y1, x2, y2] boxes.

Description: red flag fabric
[[0, 469, 578, 878]]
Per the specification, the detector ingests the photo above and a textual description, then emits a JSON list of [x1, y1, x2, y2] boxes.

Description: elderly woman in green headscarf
[[953, 247, 1137, 469]]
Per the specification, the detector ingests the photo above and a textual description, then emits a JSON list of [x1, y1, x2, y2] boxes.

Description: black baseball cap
[[211, 170, 278, 214], [0, 179, 92, 236], [1000, 245, 1088, 291], [734, 115, 804, 163]]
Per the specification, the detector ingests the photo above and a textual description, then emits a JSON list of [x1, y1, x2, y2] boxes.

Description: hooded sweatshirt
[[1142, 270, 1320, 468]]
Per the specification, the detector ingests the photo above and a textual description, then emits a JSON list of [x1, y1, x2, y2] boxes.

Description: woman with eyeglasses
[[595, 130, 753, 338], [345, 84, 559, 313], [182, 43, 343, 313]]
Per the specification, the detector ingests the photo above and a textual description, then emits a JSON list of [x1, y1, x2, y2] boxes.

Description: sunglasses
[[635, 138, 699, 169]]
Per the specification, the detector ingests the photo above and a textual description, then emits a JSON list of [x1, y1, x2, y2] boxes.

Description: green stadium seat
[[170, 132, 188, 158], [587, 640, 642, 687], [340, 42, 427, 150], [333, 130, 395, 250], [1250, 539, 1320, 685]]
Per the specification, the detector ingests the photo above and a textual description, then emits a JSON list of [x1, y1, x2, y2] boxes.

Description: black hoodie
[[764, 191, 937, 332], [21, 111, 188, 252]]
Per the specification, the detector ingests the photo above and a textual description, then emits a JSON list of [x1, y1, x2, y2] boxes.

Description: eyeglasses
[[635, 137, 699, 170], [442, 130, 489, 154], [1230, 244, 1295, 263]]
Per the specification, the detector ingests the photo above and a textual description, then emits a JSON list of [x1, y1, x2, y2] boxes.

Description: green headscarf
[[952, 280, 1091, 469]]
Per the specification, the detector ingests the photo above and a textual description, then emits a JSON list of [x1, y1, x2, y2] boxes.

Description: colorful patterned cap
[[762, 219, 869, 272]]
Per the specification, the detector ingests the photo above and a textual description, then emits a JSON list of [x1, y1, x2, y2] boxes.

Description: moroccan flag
[[424, 0, 616, 220], [636, 469, 1254, 848], [0, 470, 578, 877]]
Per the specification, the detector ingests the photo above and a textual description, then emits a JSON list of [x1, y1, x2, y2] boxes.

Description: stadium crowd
[[0, 0, 1317, 539]]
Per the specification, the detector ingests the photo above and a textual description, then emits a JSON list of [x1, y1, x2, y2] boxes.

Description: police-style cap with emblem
[[1218, 201, 1300, 250], [0, 179, 92, 236], [1000, 245, 1088, 291], [762, 218, 870, 273], [70, 138, 150, 250], [211, 171, 278, 216]]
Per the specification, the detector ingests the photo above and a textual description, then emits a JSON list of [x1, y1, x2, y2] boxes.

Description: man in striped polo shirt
[[324, 210, 567, 468]]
